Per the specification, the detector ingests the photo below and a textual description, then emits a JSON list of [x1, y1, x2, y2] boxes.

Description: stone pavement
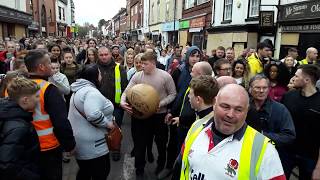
[[62, 112, 298, 180], [62, 113, 172, 180]]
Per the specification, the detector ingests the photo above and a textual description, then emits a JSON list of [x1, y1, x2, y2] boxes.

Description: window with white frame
[[62, 8, 65, 21], [166, 0, 170, 20], [249, 0, 260, 17], [185, 0, 195, 9], [157, 0, 160, 22], [58, 6, 62, 20], [151, 3, 154, 23], [135, 5, 138, 14], [224, 0, 232, 21], [197, 0, 209, 5]]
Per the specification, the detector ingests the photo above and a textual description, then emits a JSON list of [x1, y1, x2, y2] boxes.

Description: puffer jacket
[[68, 79, 114, 160], [0, 98, 40, 180]]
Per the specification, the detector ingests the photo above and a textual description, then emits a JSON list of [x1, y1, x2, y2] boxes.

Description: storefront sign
[[179, 20, 190, 29], [281, 24, 320, 32], [259, 11, 274, 27], [28, 21, 39, 30], [189, 27, 203, 32], [0, 5, 32, 25], [279, 0, 320, 22], [162, 21, 179, 32], [190, 16, 206, 28]]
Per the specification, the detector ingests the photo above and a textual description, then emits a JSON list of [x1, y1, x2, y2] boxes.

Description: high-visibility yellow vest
[[114, 64, 121, 104], [180, 120, 269, 180], [179, 87, 190, 116], [299, 58, 316, 65]]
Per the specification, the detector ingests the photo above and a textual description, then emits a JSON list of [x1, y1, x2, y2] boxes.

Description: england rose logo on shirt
[[225, 159, 238, 178]]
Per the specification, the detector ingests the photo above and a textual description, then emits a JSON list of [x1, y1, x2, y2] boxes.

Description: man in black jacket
[[97, 46, 128, 161], [0, 77, 41, 180], [24, 50, 76, 180], [281, 65, 320, 179]]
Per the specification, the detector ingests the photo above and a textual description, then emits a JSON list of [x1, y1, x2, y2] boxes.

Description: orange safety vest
[[32, 79, 60, 151]]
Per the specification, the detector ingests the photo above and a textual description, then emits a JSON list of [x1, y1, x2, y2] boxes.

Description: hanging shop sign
[[279, 0, 320, 22], [259, 11, 274, 27]]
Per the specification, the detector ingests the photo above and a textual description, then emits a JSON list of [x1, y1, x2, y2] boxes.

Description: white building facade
[[207, 0, 278, 58]]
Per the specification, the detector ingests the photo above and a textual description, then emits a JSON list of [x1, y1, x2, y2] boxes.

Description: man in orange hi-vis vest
[[24, 49, 76, 180]]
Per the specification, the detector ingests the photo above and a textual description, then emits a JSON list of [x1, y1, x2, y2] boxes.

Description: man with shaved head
[[216, 75, 237, 88], [299, 47, 318, 65], [175, 84, 285, 180], [97, 46, 128, 161]]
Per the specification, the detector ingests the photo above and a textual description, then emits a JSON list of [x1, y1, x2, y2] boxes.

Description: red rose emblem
[[229, 159, 239, 170]]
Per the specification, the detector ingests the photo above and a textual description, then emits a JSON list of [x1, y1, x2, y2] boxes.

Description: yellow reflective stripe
[[255, 138, 269, 175], [180, 87, 190, 116], [36, 127, 54, 136], [180, 124, 204, 180], [115, 64, 121, 104], [238, 126, 256, 180]]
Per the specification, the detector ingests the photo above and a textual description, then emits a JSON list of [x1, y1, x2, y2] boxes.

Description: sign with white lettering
[[281, 24, 320, 32], [279, 0, 320, 22]]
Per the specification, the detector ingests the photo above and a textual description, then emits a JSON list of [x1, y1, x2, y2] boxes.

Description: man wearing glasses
[[214, 58, 232, 78]]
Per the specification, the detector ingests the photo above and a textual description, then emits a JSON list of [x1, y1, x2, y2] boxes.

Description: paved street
[[62, 112, 299, 180], [63, 113, 172, 180]]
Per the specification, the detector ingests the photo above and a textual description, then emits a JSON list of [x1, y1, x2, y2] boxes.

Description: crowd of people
[[0, 36, 319, 180]]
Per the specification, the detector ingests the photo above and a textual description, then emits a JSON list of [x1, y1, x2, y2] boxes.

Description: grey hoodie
[[68, 79, 114, 160]]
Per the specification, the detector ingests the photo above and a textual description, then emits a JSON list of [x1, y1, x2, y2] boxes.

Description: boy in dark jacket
[[0, 77, 41, 180]]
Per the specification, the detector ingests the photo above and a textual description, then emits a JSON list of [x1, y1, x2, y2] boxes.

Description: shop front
[[278, 0, 320, 59], [189, 16, 206, 50], [161, 21, 179, 46], [179, 20, 190, 47], [0, 5, 32, 39]]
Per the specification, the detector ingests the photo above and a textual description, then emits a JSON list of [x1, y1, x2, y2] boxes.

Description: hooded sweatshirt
[[0, 98, 40, 180], [170, 46, 201, 123], [68, 79, 114, 160]]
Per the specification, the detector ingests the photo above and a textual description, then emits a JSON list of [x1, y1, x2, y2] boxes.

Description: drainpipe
[[173, 0, 177, 45]]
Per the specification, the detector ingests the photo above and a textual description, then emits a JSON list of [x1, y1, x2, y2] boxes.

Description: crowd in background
[[0, 35, 320, 180]]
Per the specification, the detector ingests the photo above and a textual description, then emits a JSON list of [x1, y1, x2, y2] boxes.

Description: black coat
[[0, 98, 40, 180]]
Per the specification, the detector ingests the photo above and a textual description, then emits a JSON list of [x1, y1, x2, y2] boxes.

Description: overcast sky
[[74, 0, 126, 26]]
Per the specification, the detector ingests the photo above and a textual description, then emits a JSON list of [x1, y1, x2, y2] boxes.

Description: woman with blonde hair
[[123, 51, 135, 72], [127, 53, 143, 81]]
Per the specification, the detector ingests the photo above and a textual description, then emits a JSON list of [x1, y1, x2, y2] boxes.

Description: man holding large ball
[[120, 50, 177, 179]]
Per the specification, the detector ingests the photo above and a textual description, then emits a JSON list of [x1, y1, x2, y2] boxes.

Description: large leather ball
[[126, 84, 160, 119]]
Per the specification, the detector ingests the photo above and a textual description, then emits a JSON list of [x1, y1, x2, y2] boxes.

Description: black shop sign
[[282, 24, 320, 33], [259, 11, 274, 27], [279, 0, 320, 22]]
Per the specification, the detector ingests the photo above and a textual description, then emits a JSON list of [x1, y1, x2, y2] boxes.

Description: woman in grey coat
[[68, 64, 114, 180]]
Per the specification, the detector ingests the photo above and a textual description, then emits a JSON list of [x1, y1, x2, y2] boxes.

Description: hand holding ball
[[126, 84, 160, 119]]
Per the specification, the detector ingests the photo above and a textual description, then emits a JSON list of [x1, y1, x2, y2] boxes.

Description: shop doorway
[[298, 33, 320, 58]]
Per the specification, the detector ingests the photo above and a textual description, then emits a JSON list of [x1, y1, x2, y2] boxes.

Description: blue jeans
[[113, 106, 124, 127]]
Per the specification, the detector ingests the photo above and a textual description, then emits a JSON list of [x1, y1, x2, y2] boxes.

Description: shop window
[[248, 0, 260, 17], [223, 0, 232, 21]]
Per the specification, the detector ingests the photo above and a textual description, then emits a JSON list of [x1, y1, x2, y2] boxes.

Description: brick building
[[27, 0, 57, 37], [129, 0, 143, 41], [179, 0, 212, 49]]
